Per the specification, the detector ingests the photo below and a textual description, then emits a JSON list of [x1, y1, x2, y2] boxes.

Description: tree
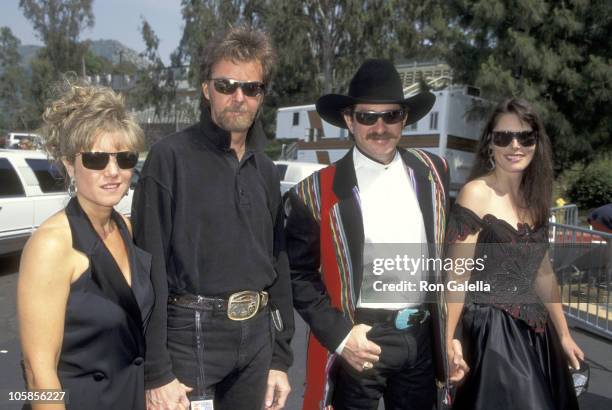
[[175, 0, 246, 86], [445, 0, 612, 172], [131, 19, 198, 132], [83, 49, 113, 75], [171, 0, 457, 138], [259, 0, 318, 108], [0, 27, 37, 132], [258, 0, 455, 138], [263, 0, 456, 97], [262, 0, 405, 97], [132, 19, 168, 115], [18, 0, 95, 120], [19, 0, 94, 74], [298, 0, 407, 93]]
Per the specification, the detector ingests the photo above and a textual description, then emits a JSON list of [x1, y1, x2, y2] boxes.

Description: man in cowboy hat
[[285, 59, 467, 409]]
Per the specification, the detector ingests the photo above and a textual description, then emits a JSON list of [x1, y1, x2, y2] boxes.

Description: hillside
[[16, 39, 149, 70]]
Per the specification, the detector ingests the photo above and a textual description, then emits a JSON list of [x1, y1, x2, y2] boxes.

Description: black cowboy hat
[[316, 59, 436, 128]]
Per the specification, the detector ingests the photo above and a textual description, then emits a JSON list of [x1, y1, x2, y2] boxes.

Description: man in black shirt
[[132, 25, 293, 410]]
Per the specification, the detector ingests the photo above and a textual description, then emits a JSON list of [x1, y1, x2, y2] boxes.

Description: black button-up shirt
[[132, 108, 294, 388]]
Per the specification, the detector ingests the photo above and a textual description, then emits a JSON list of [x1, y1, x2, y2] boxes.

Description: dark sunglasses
[[491, 130, 537, 147], [352, 109, 407, 126], [78, 151, 139, 170], [211, 78, 265, 97]]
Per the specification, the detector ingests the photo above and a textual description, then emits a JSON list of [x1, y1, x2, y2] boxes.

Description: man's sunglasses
[[491, 130, 537, 147], [352, 109, 407, 126], [77, 151, 139, 170], [211, 78, 265, 97]]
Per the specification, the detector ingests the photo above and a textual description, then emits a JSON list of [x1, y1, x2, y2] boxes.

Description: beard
[[215, 104, 258, 132]]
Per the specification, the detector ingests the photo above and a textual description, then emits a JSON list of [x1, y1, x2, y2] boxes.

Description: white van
[[0, 149, 133, 255]]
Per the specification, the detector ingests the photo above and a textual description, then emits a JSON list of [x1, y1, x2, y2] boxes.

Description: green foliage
[[18, 0, 95, 121], [263, 138, 283, 160], [0, 27, 21, 66], [445, 0, 612, 173], [83, 49, 113, 74], [173, 0, 453, 138], [29, 53, 55, 118], [262, 0, 452, 99], [130, 19, 190, 125], [175, 0, 244, 87], [0, 27, 37, 131], [567, 155, 612, 209], [553, 161, 584, 201], [19, 0, 94, 75], [3, 0, 609, 170], [112, 60, 139, 76]]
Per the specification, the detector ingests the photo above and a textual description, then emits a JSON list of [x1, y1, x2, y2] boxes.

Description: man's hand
[[264, 369, 291, 410], [146, 378, 193, 410], [339, 324, 382, 372], [447, 339, 469, 384]]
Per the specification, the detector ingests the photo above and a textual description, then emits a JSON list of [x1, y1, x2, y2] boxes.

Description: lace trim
[[494, 303, 548, 333], [447, 204, 547, 243], [446, 205, 482, 243]]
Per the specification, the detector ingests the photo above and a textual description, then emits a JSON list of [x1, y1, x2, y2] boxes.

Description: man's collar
[[197, 107, 267, 153], [353, 145, 400, 170]]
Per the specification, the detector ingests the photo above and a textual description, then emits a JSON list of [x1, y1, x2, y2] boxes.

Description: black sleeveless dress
[[57, 198, 154, 409], [446, 204, 579, 410]]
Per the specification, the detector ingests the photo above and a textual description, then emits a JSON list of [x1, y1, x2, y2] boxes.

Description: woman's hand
[[560, 334, 584, 369]]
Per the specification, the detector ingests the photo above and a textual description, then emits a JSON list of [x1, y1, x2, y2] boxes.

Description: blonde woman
[[18, 80, 153, 410]]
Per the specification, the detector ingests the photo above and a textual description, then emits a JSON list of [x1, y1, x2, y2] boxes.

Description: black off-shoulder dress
[[446, 204, 579, 410]]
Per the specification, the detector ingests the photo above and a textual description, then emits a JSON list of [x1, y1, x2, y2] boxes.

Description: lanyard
[[192, 310, 214, 409]]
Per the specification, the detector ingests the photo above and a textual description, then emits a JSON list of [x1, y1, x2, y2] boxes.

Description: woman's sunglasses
[[491, 130, 537, 147], [352, 109, 407, 126], [78, 151, 139, 170], [211, 78, 265, 97]]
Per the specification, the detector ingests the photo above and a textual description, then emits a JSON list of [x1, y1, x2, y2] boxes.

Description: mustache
[[222, 105, 248, 114], [366, 131, 396, 140]]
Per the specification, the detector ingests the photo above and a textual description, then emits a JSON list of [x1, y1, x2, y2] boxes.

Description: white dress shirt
[[336, 148, 427, 353]]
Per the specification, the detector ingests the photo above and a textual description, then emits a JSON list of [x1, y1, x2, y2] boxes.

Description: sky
[[0, 0, 184, 64]]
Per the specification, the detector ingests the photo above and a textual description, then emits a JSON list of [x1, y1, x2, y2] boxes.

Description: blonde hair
[[41, 77, 144, 169]]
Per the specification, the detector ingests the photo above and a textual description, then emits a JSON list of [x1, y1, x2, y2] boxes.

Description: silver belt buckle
[[227, 291, 260, 321]]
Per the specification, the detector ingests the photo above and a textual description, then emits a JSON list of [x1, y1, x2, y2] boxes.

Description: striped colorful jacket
[[285, 147, 451, 409]]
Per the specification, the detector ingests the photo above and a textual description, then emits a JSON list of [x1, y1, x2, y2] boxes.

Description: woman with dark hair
[[445, 98, 582, 409]]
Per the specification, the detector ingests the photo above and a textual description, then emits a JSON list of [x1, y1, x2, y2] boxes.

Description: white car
[[4, 132, 43, 149], [0, 149, 133, 255], [274, 160, 327, 196]]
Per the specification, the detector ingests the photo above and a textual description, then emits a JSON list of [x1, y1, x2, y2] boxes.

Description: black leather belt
[[355, 306, 430, 330], [169, 291, 268, 321]]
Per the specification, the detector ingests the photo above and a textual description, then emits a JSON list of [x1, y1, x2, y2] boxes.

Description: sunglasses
[[491, 130, 537, 147], [352, 109, 407, 126], [211, 78, 265, 97], [78, 151, 139, 170]]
